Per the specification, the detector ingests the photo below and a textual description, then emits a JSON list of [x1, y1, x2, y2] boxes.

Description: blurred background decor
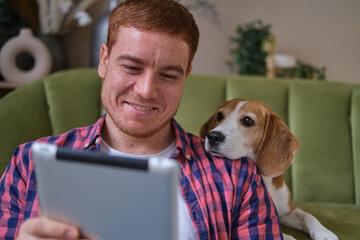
[[90, 0, 117, 68], [35, 0, 101, 72], [1, 0, 221, 82], [287, 60, 326, 80], [227, 20, 272, 76], [226, 19, 327, 81], [0, 0, 23, 81], [0, 28, 52, 83], [176, 0, 221, 28], [0, 0, 101, 82]]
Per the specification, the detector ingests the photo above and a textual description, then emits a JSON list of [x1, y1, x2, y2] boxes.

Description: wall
[[191, 0, 360, 83], [63, 0, 360, 83]]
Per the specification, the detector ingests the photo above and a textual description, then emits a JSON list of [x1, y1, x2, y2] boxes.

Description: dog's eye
[[241, 117, 255, 127], [216, 112, 224, 121]]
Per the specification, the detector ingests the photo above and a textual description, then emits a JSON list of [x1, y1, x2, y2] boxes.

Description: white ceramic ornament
[[0, 28, 52, 84]]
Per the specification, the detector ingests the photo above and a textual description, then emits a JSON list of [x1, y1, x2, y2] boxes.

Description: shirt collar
[[83, 114, 106, 151], [84, 114, 194, 162], [171, 119, 194, 162]]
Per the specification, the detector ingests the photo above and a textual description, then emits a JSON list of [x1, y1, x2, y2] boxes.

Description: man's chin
[[121, 127, 159, 139], [105, 107, 177, 139], [118, 119, 173, 139]]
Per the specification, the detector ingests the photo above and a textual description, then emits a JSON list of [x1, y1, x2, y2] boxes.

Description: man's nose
[[133, 72, 157, 99]]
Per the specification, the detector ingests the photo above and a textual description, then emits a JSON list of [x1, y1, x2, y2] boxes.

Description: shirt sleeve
[[231, 162, 283, 240], [0, 146, 30, 239]]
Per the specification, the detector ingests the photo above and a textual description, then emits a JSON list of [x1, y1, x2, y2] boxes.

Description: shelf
[[0, 81, 24, 99], [0, 81, 24, 89]]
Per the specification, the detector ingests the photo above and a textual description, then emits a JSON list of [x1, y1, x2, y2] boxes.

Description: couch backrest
[[1, 69, 359, 206], [176, 74, 360, 206], [0, 69, 103, 173]]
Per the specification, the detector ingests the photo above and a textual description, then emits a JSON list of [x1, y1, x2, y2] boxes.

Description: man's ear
[[186, 64, 192, 78], [98, 44, 109, 78]]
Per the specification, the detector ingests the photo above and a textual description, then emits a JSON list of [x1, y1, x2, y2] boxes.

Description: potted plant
[[227, 20, 272, 76]]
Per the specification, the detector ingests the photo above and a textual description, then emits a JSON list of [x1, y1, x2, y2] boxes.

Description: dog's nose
[[207, 131, 225, 146]]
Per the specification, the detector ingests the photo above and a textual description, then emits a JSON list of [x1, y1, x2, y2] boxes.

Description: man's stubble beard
[[101, 94, 180, 140], [107, 109, 178, 139]]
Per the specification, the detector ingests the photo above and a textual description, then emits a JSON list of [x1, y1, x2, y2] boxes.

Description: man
[[0, 0, 283, 239]]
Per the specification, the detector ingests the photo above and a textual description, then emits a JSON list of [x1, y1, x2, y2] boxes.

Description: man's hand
[[17, 217, 86, 239]]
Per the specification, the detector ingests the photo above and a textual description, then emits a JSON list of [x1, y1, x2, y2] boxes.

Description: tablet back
[[32, 143, 178, 240]]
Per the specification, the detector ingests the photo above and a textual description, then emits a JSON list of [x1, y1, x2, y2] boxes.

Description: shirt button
[[84, 143, 89, 148], [185, 154, 191, 160]]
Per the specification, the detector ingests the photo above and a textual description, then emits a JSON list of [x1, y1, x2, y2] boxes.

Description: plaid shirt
[[0, 115, 283, 240]]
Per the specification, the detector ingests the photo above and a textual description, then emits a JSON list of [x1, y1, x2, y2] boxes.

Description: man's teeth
[[130, 103, 153, 111]]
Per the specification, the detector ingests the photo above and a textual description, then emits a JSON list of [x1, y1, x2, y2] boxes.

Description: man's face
[[98, 27, 192, 138]]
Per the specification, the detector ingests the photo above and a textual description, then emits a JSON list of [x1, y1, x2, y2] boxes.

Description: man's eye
[[122, 65, 141, 73], [160, 73, 178, 81]]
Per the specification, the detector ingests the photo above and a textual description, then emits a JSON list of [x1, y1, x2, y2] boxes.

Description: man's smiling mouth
[[127, 102, 157, 111]]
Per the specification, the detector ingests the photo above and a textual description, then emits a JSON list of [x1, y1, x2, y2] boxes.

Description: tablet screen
[[32, 143, 179, 240]]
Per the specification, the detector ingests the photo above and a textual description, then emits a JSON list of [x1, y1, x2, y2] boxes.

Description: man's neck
[[101, 115, 175, 155]]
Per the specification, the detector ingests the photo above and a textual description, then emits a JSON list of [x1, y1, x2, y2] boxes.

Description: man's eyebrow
[[117, 54, 185, 75], [162, 65, 185, 75], [116, 54, 144, 64]]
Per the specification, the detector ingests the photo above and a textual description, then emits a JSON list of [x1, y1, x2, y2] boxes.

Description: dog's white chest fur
[[262, 176, 291, 217]]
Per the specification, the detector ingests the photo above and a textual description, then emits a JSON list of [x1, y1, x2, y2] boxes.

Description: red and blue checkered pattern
[[0, 115, 282, 239]]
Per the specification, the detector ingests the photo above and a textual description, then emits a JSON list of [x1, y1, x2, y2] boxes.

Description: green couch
[[1, 68, 360, 239]]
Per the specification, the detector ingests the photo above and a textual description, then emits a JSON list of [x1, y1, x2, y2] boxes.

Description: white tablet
[[31, 142, 179, 240]]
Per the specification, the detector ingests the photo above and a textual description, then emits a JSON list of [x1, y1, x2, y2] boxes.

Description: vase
[[90, 0, 118, 67], [0, 28, 52, 84]]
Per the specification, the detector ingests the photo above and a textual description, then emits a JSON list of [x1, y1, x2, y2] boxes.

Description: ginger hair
[[107, 0, 200, 66]]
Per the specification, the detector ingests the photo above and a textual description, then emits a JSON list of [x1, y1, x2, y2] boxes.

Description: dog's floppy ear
[[256, 113, 300, 177], [200, 113, 216, 139]]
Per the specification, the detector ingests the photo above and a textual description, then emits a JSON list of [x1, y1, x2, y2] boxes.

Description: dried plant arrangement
[[36, 0, 102, 35]]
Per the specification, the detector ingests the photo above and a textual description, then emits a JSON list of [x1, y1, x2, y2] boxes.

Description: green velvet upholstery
[[1, 68, 360, 239], [43, 69, 103, 135], [282, 203, 360, 239], [176, 75, 226, 135], [289, 82, 355, 204], [352, 89, 360, 205], [0, 80, 52, 172], [226, 76, 289, 123]]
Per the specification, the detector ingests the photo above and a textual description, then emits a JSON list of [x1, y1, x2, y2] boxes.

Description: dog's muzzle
[[207, 131, 225, 146]]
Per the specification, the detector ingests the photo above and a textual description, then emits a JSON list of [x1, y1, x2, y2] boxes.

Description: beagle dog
[[200, 98, 338, 240]]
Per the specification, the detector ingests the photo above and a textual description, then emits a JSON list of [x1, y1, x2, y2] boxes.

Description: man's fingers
[[18, 217, 80, 239]]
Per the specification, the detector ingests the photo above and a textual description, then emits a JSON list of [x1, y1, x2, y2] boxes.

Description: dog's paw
[[311, 228, 338, 240], [283, 233, 296, 240]]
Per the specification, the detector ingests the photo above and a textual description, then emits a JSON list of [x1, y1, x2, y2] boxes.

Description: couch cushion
[[225, 76, 289, 123], [175, 74, 226, 136], [282, 202, 360, 240], [0, 80, 52, 173], [44, 69, 103, 135], [288, 81, 354, 204], [351, 88, 360, 205]]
